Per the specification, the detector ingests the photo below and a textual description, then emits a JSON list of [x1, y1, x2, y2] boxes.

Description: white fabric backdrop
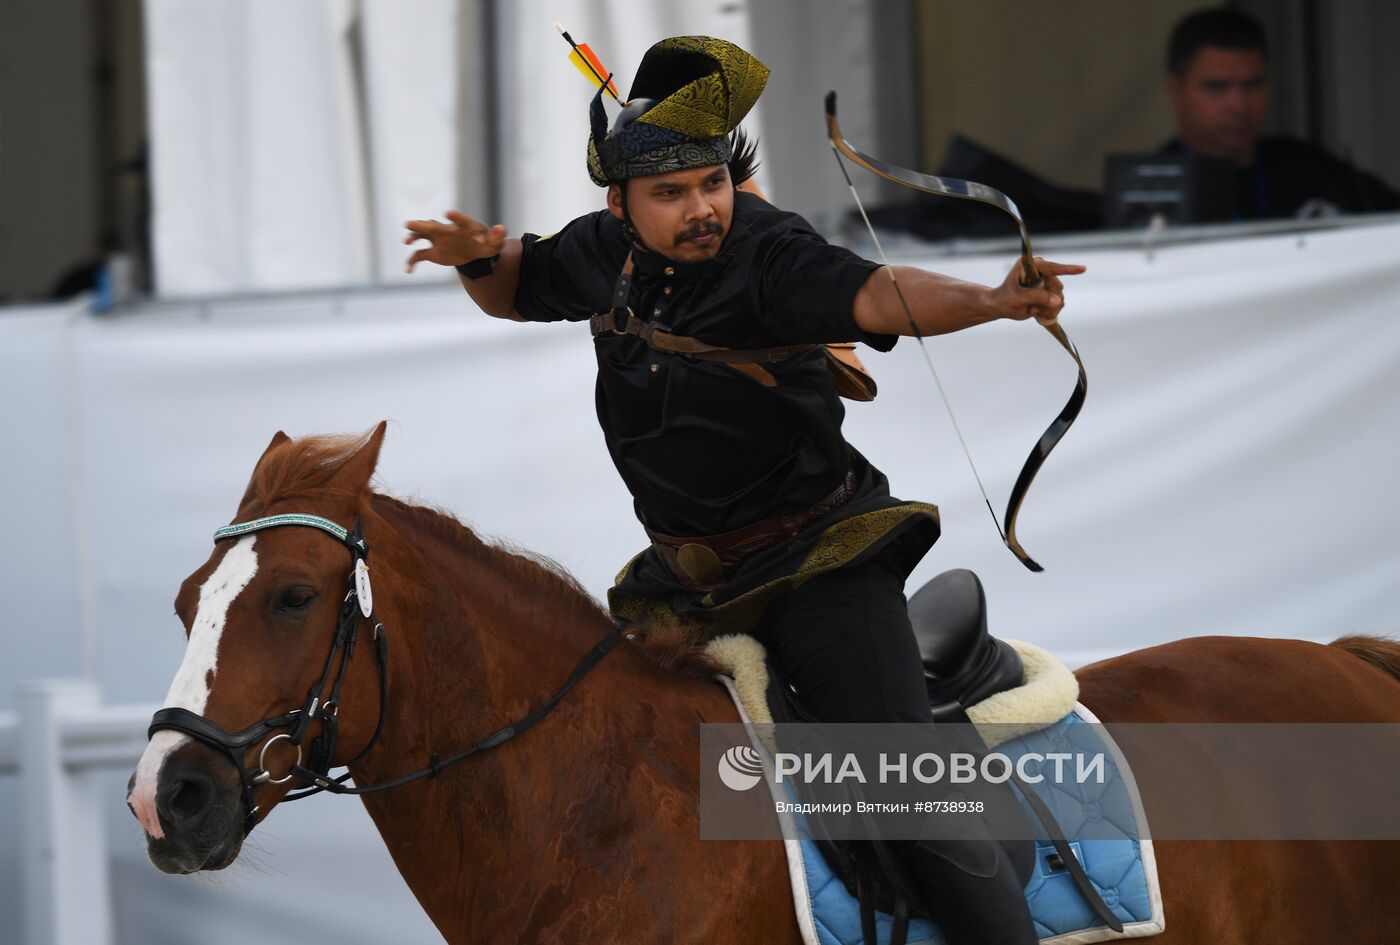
[[144, 0, 767, 295], [143, 0, 759, 298], [144, 0, 457, 296], [2, 218, 1399, 941], [494, 0, 761, 231]]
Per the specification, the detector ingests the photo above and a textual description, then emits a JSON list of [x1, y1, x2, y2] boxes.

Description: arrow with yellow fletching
[[554, 22, 620, 102]]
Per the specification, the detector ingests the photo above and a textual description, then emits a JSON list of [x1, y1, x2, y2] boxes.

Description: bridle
[[147, 512, 623, 835]]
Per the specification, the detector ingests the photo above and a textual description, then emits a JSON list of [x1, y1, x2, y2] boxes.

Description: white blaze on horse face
[[129, 535, 260, 839]]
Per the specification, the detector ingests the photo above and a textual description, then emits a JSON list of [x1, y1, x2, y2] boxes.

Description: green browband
[[213, 513, 366, 555]]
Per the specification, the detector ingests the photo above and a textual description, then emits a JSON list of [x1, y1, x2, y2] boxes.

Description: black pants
[[751, 548, 1038, 945], [752, 545, 932, 725]]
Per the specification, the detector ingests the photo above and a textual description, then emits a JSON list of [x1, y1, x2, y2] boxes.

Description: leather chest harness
[[590, 251, 873, 589], [588, 251, 878, 400]]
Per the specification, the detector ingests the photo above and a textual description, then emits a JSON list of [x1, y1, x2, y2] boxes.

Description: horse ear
[[329, 420, 388, 496], [237, 430, 292, 510], [262, 430, 292, 457]]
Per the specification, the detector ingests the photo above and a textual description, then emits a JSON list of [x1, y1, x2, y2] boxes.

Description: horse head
[[120, 420, 814, 940], [127, 422, 391, 873]]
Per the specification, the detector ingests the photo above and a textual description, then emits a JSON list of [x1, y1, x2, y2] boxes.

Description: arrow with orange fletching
[[554, 22, 620, 102]]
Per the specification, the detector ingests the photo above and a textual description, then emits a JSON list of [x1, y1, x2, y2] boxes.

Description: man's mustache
[[675, 222, 722, 246]]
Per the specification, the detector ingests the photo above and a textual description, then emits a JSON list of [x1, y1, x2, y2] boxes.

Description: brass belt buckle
[[676, 543, 725, 586]]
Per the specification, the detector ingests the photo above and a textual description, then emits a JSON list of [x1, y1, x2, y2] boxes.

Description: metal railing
[[818, 208, 1400, 262], [0, 679, 156, 945]]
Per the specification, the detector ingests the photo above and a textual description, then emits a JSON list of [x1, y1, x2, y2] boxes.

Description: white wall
[[3, 217, 1399, 941]]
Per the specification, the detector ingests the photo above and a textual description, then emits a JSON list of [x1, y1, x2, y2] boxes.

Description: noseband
[[147, 512, 622, 835]]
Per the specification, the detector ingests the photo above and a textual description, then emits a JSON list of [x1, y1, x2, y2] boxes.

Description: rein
[[147, 513, 623, 834]]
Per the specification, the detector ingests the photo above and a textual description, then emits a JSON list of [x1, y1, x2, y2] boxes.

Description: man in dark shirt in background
[[1162, 8, 1399, 220]]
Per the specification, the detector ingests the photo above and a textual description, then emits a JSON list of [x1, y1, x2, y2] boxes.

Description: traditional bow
[[825, 92, 1087, 572]]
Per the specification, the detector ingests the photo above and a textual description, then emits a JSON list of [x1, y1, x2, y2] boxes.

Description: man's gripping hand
[[990, 257, 1086, 325], [404, 211, 506, 274]]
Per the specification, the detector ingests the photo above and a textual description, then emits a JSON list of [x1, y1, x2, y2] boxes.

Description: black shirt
[[1159, 135, 1400, 221], [514, 191, 896, 536]]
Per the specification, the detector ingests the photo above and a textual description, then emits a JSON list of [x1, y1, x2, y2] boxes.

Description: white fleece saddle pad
[[704, 635, 1165, 945]]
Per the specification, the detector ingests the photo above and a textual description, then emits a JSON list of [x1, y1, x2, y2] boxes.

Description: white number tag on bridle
[[354, 559, 373, 617]]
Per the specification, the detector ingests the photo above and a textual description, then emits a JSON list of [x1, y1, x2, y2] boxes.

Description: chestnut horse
[[128, 423, 1400, 944]]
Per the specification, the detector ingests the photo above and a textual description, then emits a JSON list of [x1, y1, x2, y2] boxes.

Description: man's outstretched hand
[[404, 211, 506, 274]]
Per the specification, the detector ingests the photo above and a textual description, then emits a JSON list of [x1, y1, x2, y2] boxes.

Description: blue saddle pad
[[790, 707, 1164, 945]]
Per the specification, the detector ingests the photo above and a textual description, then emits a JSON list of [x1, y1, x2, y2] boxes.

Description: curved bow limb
[[824, 91, 1087, 572]]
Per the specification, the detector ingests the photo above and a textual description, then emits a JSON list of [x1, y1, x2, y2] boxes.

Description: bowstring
[[827, 142, 1008, 545]]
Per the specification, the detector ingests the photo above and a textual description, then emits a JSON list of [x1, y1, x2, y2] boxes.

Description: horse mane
[[1331, 634, 1400, 684], [370, 491, 611, 625], [370, 493, 721, 680], [251, 431, 719, 680], [619, 617, 725, 680]]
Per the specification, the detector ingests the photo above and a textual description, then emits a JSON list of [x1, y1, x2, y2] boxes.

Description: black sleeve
[[1265, 137, 1400, 216], [752, 222, 899, 352], [513, 210, 622, 323], [1326, 154, 1400, 213]]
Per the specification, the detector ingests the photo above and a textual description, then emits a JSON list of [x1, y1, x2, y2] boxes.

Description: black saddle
[[908, 568, 1025, 716]]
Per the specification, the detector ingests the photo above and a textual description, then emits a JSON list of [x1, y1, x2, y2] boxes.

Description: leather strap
[[593, 249, 874, 397], [1009, 769, 1125, 932], [889, 892, 910, 945], [856, 870, 880, 945], [290, 624, 625, 796], [589, 310, 817, 364]]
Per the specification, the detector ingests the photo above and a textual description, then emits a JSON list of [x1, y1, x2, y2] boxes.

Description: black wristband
[[456, 254, 500, 280]]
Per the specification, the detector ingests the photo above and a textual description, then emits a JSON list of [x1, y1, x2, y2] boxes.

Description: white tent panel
[[145, 0, 374, 296], [361, 0, 459, 286], [144, 0, 758, 298]]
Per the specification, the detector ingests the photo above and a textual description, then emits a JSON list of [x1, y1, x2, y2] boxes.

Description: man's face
[[608, 165, 734, 263], [1167, 46, 1269, 167]]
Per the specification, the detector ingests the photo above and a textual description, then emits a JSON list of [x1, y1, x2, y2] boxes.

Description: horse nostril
[[159, 775, 214, 828]]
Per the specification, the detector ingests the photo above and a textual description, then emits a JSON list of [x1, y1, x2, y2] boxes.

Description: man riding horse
[[405, 35, 1084, 944]]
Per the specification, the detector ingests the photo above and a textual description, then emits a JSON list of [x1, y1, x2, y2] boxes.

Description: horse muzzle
[[128, 741, 247, 874]]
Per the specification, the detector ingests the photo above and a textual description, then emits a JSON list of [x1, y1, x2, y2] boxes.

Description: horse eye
[[279, 590, 315, 611]]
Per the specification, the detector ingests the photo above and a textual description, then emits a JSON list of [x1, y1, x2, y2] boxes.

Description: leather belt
[[643, 469, 859, 591]]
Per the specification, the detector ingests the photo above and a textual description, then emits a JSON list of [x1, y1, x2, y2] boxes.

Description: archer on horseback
[[405, 35, 1084, 944]]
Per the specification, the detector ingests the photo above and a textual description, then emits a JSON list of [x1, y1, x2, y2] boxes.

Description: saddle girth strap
[[856, 870, 880, 945], [855, 858, 911, 945], [1010, 768, 1126, 933]]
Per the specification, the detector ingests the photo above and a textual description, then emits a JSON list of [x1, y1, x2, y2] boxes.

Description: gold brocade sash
[[607, 501, 939, 639]]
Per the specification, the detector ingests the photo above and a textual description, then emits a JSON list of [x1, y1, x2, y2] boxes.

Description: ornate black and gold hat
[[587, 36, 769, 186]]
